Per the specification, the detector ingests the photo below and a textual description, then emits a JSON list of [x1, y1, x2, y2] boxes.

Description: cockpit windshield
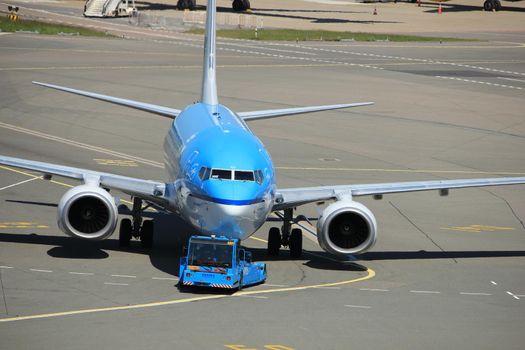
[[234, 171, 254, 181], [199, 167, 264, 184], [210, 169, 232, 180], [188, 239, 233, 267]]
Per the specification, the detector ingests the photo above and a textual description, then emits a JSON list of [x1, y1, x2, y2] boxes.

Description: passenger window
[[211, 169, 232, 180], [234, 171, 254, 182]]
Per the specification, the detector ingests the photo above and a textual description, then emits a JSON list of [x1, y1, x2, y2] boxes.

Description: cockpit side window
[[199, 167, 211, 181], [234, 171, 254, 182], [254, 170, 264, 184], [211, 169, 232, 180]]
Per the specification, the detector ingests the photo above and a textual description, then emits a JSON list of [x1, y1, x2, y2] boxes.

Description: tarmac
[[0, 1, 524, 349]]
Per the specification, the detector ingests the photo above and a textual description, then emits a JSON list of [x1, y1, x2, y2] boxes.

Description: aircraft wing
[[273, 177, 525, 210], [32, 82, 181, 119], [0, 155, 167, 205], [237, 102, 373, 121]]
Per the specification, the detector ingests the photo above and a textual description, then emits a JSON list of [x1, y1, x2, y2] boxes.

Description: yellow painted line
[[441, 225, 515, 233], [0, 222, 49, 229], [249, 235, 268, 243], [275, 166, 525, 176], [94, 159, 138, 167], [0, 267, 375, 323]]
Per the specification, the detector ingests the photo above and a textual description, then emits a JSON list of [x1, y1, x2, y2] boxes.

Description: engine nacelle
[[57, 185, 118, 240], [317, 200, 377, 255]]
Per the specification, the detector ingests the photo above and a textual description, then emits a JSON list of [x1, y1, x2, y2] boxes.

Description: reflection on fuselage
[[163, 103, 276, 239]]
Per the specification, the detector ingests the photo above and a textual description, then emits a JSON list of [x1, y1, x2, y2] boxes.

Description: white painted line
[[69, 272, 94, 276], [0, 177, 40, 191], [104, 282, 129, 286], [498, 77, 525, 83], [263, 284, 289, 287], [0, 266, 14, 269], [313, 286, 341, 290], [491, 281, 498, 285], [152, 277, 179, 281], [410, 290, 441, 294], [460, 292, 492, 296], [345, 305, 371, 309], [110, 274, 136, 278], [237, 295, 268, 299], [506, 291, 520, 300], [360, 288, 389, 292], [30, 269, 53, 273]]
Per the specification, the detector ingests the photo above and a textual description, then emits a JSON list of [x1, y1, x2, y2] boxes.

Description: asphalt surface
[[0, 19, 524, 350]]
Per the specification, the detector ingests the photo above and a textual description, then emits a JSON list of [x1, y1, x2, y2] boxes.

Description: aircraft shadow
[[360, 250, 525, 260], [419, 1, 525, 13], [249, 10, 401, 25]]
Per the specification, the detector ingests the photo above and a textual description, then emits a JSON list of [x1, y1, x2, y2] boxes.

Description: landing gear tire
[[177, 0, 196, 10], [232, 0, 250, 11], [268, 227, 281, 256], [494, 0, 501, 11], [140, 220, 154, 248], [483, 0, 493, 11], [289, 228, 303, 258], [119, 218, 132, 247]]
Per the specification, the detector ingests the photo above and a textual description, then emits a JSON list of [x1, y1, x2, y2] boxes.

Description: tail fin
[[201, 0, 218, 106]]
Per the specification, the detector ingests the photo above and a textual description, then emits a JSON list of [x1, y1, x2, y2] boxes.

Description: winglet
[[201, 0, 218, 106]]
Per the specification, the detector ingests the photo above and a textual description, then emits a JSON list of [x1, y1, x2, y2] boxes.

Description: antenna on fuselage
[[201, 0, 218, 106]]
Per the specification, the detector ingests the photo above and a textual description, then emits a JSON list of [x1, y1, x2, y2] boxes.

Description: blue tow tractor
[[179, 235, 267, 290]]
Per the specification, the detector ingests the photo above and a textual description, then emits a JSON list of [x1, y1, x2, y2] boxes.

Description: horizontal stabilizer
[[32, 81, 181, 118], [237, 102, 373, 121]]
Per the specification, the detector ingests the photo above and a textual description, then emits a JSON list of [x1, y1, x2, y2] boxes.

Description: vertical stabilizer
[[201, 0, 218, 106]]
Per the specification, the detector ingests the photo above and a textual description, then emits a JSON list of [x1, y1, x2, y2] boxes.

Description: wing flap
[[33, 81, 180, 118], [238, 102, 373, 121]]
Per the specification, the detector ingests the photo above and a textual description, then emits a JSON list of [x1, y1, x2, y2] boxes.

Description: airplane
[[1, 0, 525, 259], [177, 0, 251, 11]]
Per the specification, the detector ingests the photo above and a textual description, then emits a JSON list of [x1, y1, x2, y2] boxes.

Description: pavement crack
[[484, 189, 525, 230], [0, 269, 9, 316], [389, 201, 458, 263]]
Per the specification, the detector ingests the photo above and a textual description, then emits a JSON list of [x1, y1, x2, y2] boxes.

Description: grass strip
[[187, 28, 471, 42], [0, 16, 113, 37]]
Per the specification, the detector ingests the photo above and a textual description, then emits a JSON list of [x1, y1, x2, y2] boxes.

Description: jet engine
[[57, 185, 118, 240], [317, 200, 377, 255]]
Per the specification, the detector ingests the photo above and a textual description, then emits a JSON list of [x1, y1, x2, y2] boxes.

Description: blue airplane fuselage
[[163, 103, 275, 239]]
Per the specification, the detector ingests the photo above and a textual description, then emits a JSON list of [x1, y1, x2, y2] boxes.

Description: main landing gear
[[267, 208, 303, 258], [483, 0, 501, 11], [177, 0, 196, 10], [119, 197, 154, 248], [232, 0, 251, 11]]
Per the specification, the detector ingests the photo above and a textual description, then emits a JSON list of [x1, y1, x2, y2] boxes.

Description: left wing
[[238, 102, 373, 121], [0, 155, 167, 205], [274, 177, 525, 210]]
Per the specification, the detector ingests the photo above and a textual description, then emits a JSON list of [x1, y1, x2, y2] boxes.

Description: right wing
[[33, 81, 181, 119], [0, 155, 168, 206]]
